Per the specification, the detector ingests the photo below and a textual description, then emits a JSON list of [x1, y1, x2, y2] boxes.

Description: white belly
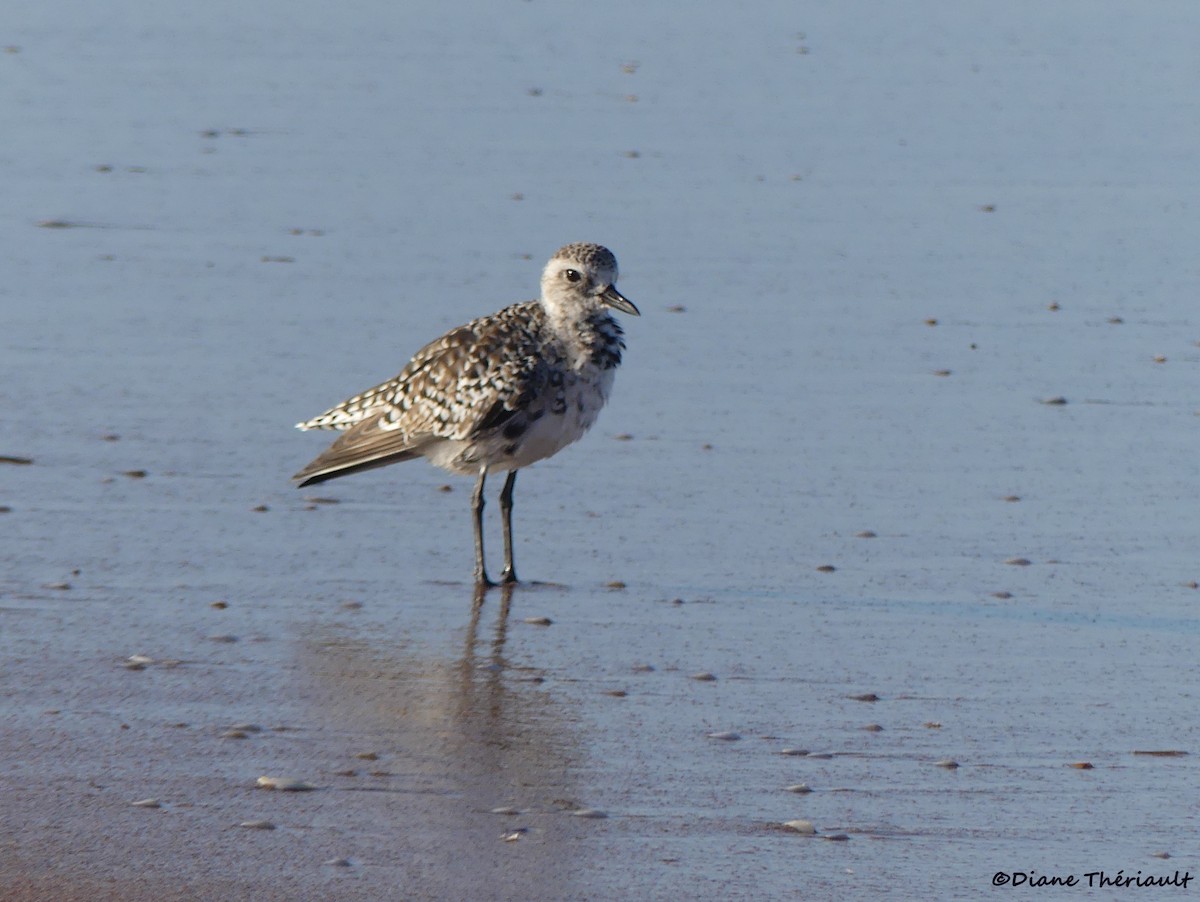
[[426, 366, 615, 475]]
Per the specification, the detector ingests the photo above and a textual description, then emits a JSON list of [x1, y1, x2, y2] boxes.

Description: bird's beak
[[599, 284, 640, 316]]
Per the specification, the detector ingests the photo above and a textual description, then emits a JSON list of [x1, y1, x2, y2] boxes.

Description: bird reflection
[[456, 581, 515, 726], [298, 578, 584, 898], [303, 581, 568, 799]]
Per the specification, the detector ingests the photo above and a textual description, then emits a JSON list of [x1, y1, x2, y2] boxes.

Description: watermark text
[[992, 870, 1192, 889]]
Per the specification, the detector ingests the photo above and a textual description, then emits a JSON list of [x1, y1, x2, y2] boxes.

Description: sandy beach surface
[[4, 1, 1199, 898]]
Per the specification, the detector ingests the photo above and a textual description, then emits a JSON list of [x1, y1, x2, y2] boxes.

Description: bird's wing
[[295, 326, 473, 432], [293, 303, 548, 485]]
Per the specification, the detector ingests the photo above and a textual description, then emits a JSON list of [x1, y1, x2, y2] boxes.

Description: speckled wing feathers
[[293, 302, 549, 485]]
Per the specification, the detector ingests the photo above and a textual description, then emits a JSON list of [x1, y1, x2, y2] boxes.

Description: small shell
[[571, 808, 608, 819], [707, 731, 741, 741], [131, 798, 161, 808], [522, 616, 553, 626], [240, 819, 276, 830], [689, 671, 717, 682], [779, 748, 809, 757], [491, 806, 521, 816], [782, 819, 817, 834], [785, 783, 813, 794], [935, 758, 960, 769], [256, 776, 316, 792]]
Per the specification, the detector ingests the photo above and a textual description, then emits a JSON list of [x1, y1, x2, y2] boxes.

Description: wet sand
[[2, 586, 596, 901], [4, 1, 1200, 899]]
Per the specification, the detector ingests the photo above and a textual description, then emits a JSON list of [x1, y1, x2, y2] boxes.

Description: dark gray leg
[[472, 466, 494, 587], [499, 469, 518, 584]]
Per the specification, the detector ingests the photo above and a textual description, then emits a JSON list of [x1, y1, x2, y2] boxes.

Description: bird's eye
[[564, 269, 582, 283]]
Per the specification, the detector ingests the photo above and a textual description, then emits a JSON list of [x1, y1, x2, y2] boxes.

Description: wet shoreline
[[5, 1, 1200, 897]]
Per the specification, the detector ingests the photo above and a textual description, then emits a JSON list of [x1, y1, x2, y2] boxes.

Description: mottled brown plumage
[[293, 243, 639, 586]]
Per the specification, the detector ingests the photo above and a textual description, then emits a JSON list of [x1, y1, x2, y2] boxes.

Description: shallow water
[[3, 1, 1199, 899]]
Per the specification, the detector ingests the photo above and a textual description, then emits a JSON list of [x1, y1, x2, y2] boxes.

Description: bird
[[293, 242, 639, 587]]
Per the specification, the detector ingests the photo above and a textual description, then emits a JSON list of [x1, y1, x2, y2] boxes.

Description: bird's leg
[[472, 465, 495, 587], [499, 469, 518, 584]]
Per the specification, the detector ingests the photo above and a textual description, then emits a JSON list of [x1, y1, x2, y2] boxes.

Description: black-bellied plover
[[293, 242, 639, 587]]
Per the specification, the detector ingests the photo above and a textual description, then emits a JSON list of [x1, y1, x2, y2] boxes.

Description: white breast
[[504, 364, 614, 470]]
